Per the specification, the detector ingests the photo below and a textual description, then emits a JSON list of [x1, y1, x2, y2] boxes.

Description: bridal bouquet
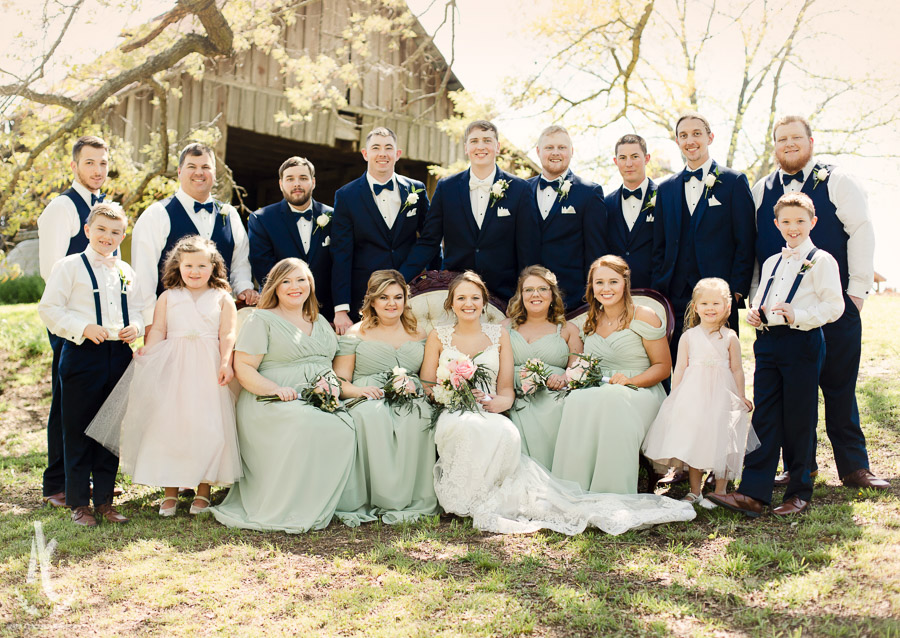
[[518, 358, 553, 398], [382, 366, 423, 415], [429, 355, 493, 426], [256, 372, 346, 413], [563, 353, 638, 392]]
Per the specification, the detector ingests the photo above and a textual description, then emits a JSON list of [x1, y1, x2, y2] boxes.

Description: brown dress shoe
[[705, 492, 763, 518], [842, 469, 890, 490], [772, 496, 809, 516], [773, 470, 818, 486], [95, 503, 128, 524], [42, 492, 66, 508], [71, 506, 98, 527]]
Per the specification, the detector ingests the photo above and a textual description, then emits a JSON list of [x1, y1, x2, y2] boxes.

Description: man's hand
[[237, 288, 260, 306], [849, 295, 864, 312], [83, 324, 109, 344], [333, 311, 353, 335], [746, 307, 761, 327], [770, 302, 795, 324], [118, 325, 139, 344]]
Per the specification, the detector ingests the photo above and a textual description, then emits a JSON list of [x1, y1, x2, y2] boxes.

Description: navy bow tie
[[90, 193, 106, 207], [623, 187, 643, 201], [782, 171, 804, 186], [538, 177, 559, 191], [373, 180, 394, 196], [194, 201, 215, 214], [683, 168, 703, 182], [294, 208, 313, 222]]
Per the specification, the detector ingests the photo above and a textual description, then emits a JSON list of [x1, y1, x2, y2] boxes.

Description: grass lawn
[[1, 298, 898, 637]]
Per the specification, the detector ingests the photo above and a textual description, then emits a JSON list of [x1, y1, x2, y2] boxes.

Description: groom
[[401, 120, 541, 301]]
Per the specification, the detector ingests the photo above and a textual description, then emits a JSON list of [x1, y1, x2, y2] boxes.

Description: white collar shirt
[[37, 180, 103, 281], [621, 177, 650, 231], [536, 173, 562, 220], [683, 157, 714, 215], [288, 201, 314, 253], [366, 173, 401, 229], [469, 166, 497, 228]]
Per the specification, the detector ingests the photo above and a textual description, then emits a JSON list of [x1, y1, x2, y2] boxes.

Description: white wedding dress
[[432, 323, 696, 535]]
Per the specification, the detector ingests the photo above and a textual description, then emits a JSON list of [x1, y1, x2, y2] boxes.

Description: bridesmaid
[[552, 255, 671, 494], [333, 270, 438, 525], [502, 266, 582, 469], [210, 258, 356, 533]]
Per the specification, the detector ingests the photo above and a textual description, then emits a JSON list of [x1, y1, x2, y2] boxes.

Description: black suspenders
[[757, 248, 818, 326], [80, 253, 130, 328]]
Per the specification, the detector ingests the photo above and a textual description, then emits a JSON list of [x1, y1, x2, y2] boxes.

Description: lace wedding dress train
[[432, 324, 696, 536]]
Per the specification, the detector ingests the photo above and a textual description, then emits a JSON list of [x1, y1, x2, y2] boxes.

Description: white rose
[[433, 385, 452, 405], [490, 182, 504, 197], [392, 366, 407, 377], [406, 192, 419, 205], [316, 213, 330, 227], [560, 180, 572, 194], [648, 193, 657, 207], [704, 173, 716, 188], [817, 168, 829, 181], [436, 364, 451, 382]]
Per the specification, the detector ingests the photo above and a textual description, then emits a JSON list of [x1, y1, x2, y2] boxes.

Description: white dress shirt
[[38, 246, 144, 345], [751, 157, 875, 299], [621, 177, 650, 231], [37, 181, 100, 281], [131, 188, 253, 325], [536, 175, 560, 220], [469, 167, 497, 228], [683, 157, 713, 215], [366, 173, 402, 229], [288, 201, 314, 253], [752, 237, 844, 331]]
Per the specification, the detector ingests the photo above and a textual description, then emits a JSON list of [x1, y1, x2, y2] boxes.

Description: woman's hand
[[474, 388, 513, 413], [357, 385, 384, 400], [218, 363, 234, 386], [273, 386, 298, 402], [546, 373, 568, 390], [608, 373, 633, 386], [741, 397, 754, 412]]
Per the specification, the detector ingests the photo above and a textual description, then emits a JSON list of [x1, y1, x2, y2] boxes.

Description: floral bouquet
[[256, 372, 346, 413], [429, 355, 493, 426], [563, 353, 638, 393], [518, 358, 553, 398], [382, 366, 424, 415]]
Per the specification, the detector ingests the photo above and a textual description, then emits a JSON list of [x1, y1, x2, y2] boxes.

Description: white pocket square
[[709, 195, 722, 206], [406, 210, 416, 217], [561, 205, 576, 215], [497, 207, 511, 217], [645, 214, 655, 222], [323, 236, 331, 247]]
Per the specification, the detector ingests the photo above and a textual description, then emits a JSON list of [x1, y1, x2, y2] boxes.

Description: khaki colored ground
[[0, 298, 898, 637]]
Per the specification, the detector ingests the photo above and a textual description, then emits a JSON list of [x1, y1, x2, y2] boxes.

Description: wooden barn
[[106, 0, 467, 210]]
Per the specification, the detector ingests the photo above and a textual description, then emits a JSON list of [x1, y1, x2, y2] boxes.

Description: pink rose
[[450, 372, 466, 390], [392, 375, 407, 392], [519, 368, 529, 379], [314, 377, 330, 394], [565, 365, 586, 383], [404, 378, 416, 394], [521, 379, 535, 395], [454, 359, 477, 380]]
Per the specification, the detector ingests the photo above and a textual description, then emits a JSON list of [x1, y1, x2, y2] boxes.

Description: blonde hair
[[359, 270, 418, 335], [506, 265, 567, 327], [160, 235, 230, 291], [86, 202, 127, 226], [774, 192, 815, 220], [257, 258, 319, 321], [684, 277, 732, 336], [583, 255, 634, 337], [444, 271, 490, 315]]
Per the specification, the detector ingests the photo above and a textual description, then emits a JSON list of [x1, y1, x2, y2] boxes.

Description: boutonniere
[[704, 167, 721, 199], [557, 179, 573, 201], [400, 186, 423, 213], [489, 179, 510, 206], [640, 191, 657, 213], [813, 167, 829, 190], [799, 258, 817, 274], [313, 210, 331, 234], [117, 267, 131, 290], [212, 202, 228, 227]]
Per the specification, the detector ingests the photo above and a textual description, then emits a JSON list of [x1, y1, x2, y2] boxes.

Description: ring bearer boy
[[752, 115, 886, 491], [249, 156, 334, 321], [38, 203, 144, 527], [401, 120, 541, 302], [708, 193, 843, 517], [37, 135, 111, 508], [607, 134, 657, 290], [528, 125, 607, 308]]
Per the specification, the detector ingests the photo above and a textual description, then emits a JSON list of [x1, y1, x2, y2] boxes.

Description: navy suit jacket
[[651, 162, 756, 302], [331, 172, 429, 316], [248, 198, 334, 320], [527, 171, 607, 309], [606, 179, 658, 290], [401, 167, 541, 301]]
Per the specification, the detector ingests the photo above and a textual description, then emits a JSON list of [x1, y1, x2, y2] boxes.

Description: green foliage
[[0, 274, 45, 305]]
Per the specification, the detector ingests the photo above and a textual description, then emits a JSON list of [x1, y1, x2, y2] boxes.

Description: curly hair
[[506, 265, 567, 327], [160, 235, 230, 292], [443, 271, 490, 315], [257, 258, 319, 322], [684, 277, 732, 337], [583, 255, 633, 337], [359, 270, 418, 334]]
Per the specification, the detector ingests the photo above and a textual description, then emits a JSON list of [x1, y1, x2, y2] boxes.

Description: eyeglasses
[[523, 286, 551, 295]]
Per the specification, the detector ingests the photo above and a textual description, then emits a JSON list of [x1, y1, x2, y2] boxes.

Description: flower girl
[[88, 235, 241, 515], [642, 278, 758, 507]]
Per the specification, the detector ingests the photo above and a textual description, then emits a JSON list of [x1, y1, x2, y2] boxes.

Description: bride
[[420, 271, 695, 535]]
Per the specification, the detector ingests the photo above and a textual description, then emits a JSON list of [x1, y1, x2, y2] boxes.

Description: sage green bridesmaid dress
[[552, 319, 666, 494], [507, 324, 569, 469], [210, 311, 356, 533], [335, 335, 438, 525]]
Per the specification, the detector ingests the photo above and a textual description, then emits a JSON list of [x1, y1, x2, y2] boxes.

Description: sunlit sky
[[3, 0, 899, 285]]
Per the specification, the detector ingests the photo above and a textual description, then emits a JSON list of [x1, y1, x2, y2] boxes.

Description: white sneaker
[[698, 497, 718, 510]]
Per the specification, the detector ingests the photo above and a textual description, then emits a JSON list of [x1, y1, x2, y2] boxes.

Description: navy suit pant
[[59, 339, 131, 508], [739, 326, 825, 505], [43, 330, 66, 496]]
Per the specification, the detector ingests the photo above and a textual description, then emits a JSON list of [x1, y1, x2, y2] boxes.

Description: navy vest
[[670, 190, 701, 302], [757, 164, 849, 290], [156, 197, 235, 295], [62, 189, 92, 255]]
